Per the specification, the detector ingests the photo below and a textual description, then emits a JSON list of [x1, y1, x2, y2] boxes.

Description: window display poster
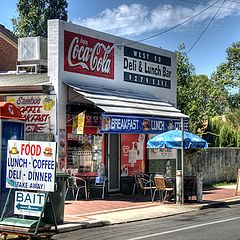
[[121, 134, 146, 176], [67, 113, 100, 137]]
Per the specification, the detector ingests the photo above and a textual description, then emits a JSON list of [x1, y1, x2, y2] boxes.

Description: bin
[[42, 172, 69, 224]]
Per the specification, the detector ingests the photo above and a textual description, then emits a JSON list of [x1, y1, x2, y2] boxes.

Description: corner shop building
[[47, 19, 188, 193]]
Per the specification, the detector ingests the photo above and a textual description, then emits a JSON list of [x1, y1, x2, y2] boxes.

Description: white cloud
[[72, 1, 240, 38]]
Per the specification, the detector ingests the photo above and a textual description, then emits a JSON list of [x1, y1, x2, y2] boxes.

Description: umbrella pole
[[181, 118, 184, 204]]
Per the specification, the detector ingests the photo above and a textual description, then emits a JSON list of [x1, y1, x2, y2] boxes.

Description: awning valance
[[65, 83, 188, 119]]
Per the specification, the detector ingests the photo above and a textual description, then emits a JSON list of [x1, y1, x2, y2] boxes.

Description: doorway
[[106, 134, 120, 192]]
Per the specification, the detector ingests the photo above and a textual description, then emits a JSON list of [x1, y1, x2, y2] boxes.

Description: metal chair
[[88, 176, 108, 199], [65, 176, 88, 201], [133, 174, 154, 195], [152, 176, 174, 202], [137, 175, 156, 200]]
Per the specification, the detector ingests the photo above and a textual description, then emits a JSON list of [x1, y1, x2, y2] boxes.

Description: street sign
[[6, 140, 57, 192], [14, 191, 46, 217]]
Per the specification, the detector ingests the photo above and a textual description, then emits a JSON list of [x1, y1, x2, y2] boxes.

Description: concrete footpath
[[56, 184, 240, 233]]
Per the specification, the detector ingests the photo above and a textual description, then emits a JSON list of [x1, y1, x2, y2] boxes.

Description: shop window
[[148, 159, 176, 177], [66, 112, 103, 175], [67, 134, 103, 175]]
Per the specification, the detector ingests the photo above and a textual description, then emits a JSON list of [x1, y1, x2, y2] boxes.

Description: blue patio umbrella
[[147, 130, 208, 149], [147, 129, 208, 204]]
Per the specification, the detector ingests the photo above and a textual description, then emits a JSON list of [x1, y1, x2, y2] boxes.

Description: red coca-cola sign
[[64, 30, 114, 79]]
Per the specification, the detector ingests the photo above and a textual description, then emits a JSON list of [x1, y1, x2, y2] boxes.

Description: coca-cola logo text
[[64, 31, 114, 79]]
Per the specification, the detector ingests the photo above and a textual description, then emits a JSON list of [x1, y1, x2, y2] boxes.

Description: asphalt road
[[52, 203, 240, 240]]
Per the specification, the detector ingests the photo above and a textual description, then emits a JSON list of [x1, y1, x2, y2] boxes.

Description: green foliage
[[176, 44, 228, 133], [219, 124, 236, 147], [12, 0, 68, 38], [187, 75, 228, 132], [204, 111, 240, 147], [212, 41, 240, 93], [176, 43, 195, 116], [201, 41, 240, 147], [228, 92, 240, 110]]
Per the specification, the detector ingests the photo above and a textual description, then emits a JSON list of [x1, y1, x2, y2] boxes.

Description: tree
[[212, 41, 240, 90], [203, 41, 240, 147], [46, 0, 68, 22], [204, 112, 240, 147], [228, 92, 240, 110], [187, 74, 228, 133], [176, 43, 195, 115], [12, 0, 68, 38], [176, 44, 228, 133]]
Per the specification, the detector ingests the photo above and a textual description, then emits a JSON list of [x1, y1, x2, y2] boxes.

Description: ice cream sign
[[6, 140, 57, 192]]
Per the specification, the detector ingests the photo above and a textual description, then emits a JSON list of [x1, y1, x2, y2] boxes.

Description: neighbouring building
[[0, 25, 18, 72]]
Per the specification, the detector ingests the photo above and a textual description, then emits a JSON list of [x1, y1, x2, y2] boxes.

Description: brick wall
[[0, 37, 17, 71]]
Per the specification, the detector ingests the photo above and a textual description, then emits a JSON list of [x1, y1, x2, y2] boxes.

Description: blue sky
[[1, 0, 240, 77]]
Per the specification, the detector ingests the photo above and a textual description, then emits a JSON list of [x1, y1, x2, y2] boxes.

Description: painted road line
[[128, 216, 240, 240]]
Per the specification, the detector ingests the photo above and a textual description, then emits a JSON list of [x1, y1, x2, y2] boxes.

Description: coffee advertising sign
[[6, 95, 56, 137]]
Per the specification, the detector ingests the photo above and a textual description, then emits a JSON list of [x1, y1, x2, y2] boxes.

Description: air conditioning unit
[[17, 37, 47, 73]]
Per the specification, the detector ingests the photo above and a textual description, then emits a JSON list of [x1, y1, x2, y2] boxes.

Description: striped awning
[[65, 83, 188, 119]]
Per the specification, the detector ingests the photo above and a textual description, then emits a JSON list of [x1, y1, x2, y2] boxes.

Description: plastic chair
[[65, 176, 88, 201], [88, 176, 108, 199], [152, 176, 174, 202]]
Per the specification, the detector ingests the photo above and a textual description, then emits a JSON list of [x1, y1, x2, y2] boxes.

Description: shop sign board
[[14, 191, 46, 217], [148, 134, 177, 160], [148, 148, 177, 160], [101, 114, 188, 134], [56, 20, 177, 105], [64, 30, 115, 79], [6, 95, 56, 136], [124, 46, 172, 89], [6, 140, 56, 192]]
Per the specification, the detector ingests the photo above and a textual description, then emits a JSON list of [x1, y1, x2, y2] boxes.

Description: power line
[[187, 0, 226, 54], [226, 0, 240, 4], [177, 0, 239, 10], [126, 0, 222, 46]]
